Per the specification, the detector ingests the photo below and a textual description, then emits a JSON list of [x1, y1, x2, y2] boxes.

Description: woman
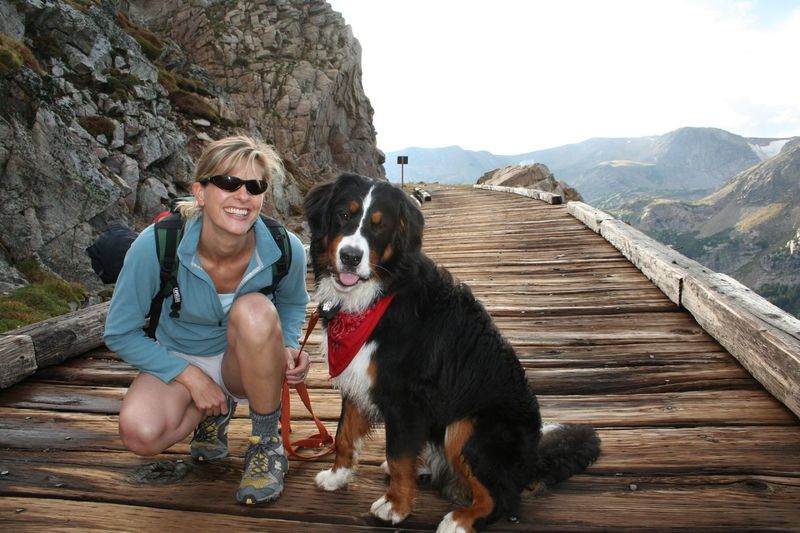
[[104, 135, 310, 505]]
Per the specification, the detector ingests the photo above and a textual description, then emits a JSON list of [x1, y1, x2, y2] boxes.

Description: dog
[[303, 173, 600, 532]]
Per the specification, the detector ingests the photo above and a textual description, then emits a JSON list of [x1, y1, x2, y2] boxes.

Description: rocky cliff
[[0, 0, 383, 292]]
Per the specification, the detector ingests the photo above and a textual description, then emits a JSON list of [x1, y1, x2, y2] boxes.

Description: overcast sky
[[327, 0, 800, 155]]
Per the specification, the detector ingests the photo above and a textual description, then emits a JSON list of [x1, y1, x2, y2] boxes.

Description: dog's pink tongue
[[338, 272, 360, 286]]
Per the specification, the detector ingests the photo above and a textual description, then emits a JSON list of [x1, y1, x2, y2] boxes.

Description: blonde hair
[[176, 135, 285, 218]]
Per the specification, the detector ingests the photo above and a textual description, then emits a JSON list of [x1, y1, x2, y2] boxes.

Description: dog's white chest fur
[[321, 333, 382, 421]]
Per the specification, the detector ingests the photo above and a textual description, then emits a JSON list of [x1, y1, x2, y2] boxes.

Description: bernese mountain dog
[[304, 173, 600, 532]]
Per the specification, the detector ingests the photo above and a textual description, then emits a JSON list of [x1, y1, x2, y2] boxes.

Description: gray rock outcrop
[[476, 163, 583, 202], [0, 0, 383, 291]]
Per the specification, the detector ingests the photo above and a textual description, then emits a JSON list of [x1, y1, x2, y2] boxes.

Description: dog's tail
[[532, 423, 601, 488]]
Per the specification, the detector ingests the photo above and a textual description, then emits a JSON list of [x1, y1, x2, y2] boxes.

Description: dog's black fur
[[304, 174, 600, 531]]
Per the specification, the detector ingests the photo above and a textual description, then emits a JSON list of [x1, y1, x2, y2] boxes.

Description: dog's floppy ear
[[303, 181, 335, 238], [395, 187, 425, 254]]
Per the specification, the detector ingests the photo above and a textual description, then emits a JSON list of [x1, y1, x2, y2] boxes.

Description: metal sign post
[[397, 155, 408, 188]]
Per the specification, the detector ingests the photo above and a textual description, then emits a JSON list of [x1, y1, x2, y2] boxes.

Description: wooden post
[[0, 301, 110, 389]]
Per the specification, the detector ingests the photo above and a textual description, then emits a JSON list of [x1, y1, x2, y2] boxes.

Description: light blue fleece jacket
[[103, 215, 309, 383]]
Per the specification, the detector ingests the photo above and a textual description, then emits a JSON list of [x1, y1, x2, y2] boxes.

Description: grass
[[78, 115, 116, 140], [159, 67, 220, 122], [0, 259, 86, 332], [101, 69, 141, 99], [0, 34, 44, 75], [116, 11, 164, 61], [735, 203, 787, 232]]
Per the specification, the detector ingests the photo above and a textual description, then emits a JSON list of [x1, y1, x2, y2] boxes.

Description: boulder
[[477, 164, 583, 202]]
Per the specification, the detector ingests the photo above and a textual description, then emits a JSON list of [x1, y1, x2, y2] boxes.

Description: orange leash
[[280, 310, 336, 460]]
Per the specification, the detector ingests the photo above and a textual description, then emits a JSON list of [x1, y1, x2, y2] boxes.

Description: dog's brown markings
[[370, 211, 383, 225], [348, 200, 359, 214], [445, 419, 495, 532], [326, 235, 343, 270], [383, 456, 417, 519], [332, 400, 372, 471], [369, 248, 381, 271], [380, 243, 393, 262], [367, 359, 378, 383]]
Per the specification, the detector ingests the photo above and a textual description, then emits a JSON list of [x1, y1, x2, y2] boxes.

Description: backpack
[[86, 224, 138, 284], [87, 211, 292, 339], [144, 212, 292, 338]]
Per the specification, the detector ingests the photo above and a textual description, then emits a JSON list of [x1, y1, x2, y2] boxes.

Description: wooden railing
[[476, 184, 800, 419], [0, 301, 109, 388]]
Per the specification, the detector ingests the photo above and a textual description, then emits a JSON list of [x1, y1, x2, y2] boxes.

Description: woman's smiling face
[[193, 162, 266, 237]]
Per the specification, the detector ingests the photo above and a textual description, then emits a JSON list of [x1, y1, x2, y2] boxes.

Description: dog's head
[[304, 173, 424, 310]]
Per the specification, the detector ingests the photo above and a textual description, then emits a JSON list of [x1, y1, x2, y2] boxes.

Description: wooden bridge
[[1, 186, 799, 531]]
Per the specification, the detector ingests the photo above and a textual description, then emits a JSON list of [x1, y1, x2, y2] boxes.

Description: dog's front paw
[[436, 511, 471, 533], [315, 467, 353, 491], [370, 494, 409, 524]]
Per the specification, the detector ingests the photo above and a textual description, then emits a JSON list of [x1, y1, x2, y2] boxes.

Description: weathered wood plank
[[0, 496, 416, 532], [2, 381, 793, 427], [2, 452, 800, 532], [564, 199, 800, 419], [682, 273, 800, 420], [566, 201, 616, 233], [4, 410, 800, 476], [3, 301, 110, 385], [473, 184, 563, 204], [0, 335, 36, 389]]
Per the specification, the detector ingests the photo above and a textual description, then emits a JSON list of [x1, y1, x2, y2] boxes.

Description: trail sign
[[397, 155, 408, 187]]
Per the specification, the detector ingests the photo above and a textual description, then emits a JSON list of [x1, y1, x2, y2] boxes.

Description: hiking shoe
[[236, 435, 288, 505], [190, 396, 236, 462]]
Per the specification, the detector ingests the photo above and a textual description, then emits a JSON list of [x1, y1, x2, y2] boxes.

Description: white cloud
[[329, 0, 800, 154]]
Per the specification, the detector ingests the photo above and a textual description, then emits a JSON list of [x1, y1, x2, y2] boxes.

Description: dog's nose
[[339, 246, 363, 268]]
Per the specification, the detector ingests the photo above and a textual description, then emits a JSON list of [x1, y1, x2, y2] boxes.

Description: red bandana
[[326, 293, 396, 378]]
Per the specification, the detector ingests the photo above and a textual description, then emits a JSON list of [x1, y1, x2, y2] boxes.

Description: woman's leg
[[221, 292, 289, 504], [221, 292, 286, 412], [119, 371, 204, 456]]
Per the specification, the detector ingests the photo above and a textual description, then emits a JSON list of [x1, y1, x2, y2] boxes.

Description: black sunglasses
[[199, 175, 269, 195]]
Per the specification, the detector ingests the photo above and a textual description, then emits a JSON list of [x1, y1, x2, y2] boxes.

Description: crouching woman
[[104, 135, 310, 505]]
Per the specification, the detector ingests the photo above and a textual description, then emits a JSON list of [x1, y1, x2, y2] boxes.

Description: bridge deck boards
[[1, 186, 798, 531]]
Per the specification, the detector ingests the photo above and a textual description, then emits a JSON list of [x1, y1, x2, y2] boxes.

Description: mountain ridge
[[385, 128, 792, 200]]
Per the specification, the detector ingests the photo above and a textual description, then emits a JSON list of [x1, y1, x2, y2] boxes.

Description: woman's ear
[[192, 181, 205, 206]]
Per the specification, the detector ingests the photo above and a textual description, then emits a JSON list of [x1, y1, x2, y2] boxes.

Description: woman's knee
[[228, 293, 282, 342], [119, 407, 168, 456]]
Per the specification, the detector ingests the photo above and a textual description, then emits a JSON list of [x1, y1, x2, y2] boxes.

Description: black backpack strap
[[145, 213, 184, 339], [259, 215, 292, 300]]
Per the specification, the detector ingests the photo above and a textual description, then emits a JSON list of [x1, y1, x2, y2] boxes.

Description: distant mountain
[[384, 146, 516, 184], [630, 139, 800, 316], [384, 128, 793, 208], [385, 128, 800, 316]]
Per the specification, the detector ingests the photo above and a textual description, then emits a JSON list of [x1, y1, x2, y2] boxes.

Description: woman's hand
[[174, 365, 229, 417], [285, 347, 310, 386]]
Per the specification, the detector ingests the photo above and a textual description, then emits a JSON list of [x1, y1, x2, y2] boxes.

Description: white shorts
[[173, 351, 248, 404]]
